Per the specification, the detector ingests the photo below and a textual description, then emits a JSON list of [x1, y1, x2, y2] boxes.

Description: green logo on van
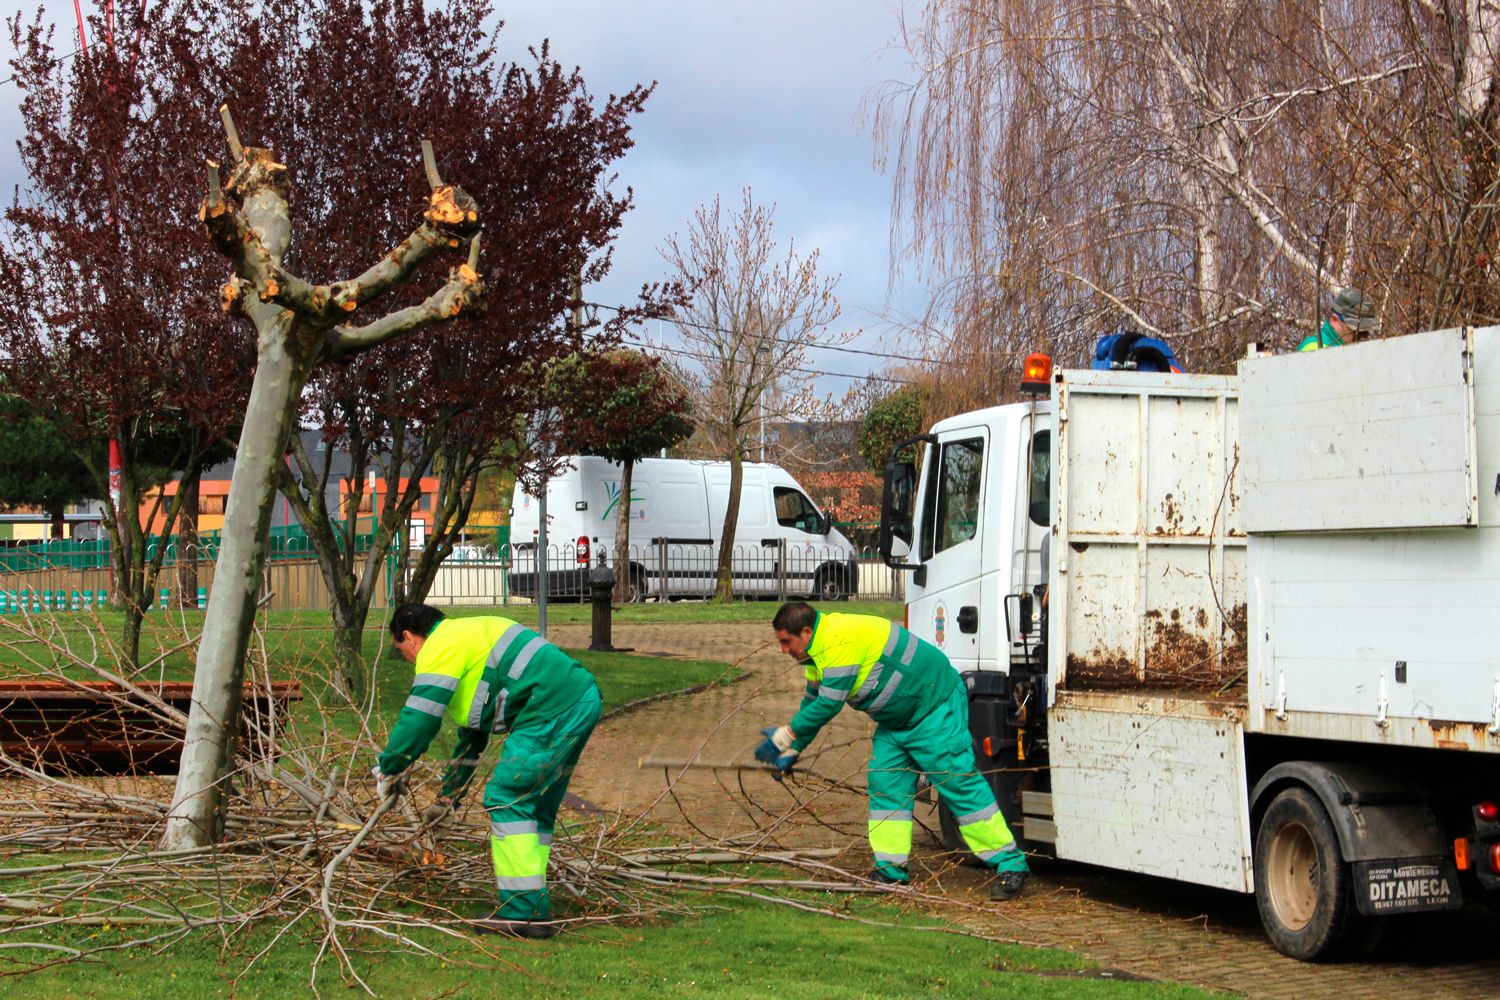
[[601, 482, 643, 521]]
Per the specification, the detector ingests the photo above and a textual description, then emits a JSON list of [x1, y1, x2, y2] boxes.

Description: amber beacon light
[[1020, 352, 1053, 395]]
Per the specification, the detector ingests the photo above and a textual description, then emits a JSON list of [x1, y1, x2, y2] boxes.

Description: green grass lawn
[[0, 600, 1219, 999], [0, 891, 1215, 1000]]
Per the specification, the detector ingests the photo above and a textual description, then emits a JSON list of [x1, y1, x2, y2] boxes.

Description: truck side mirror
[[880, 459, 916, 564], [820, 510, 832, 536]]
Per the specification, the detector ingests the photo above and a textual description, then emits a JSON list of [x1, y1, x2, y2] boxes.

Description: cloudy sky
[[0, 1, 929, 393]]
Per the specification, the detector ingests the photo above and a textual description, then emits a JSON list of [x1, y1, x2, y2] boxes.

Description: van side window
[[774, 487, 822, 534], [923, 437, 984, 559], [1028, 429, 1050, 527]]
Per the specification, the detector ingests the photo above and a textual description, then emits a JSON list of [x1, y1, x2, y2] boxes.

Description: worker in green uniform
[[372, 603, 601, 938], [1297, 286, 1379, 350], [753, 601, 1029, 900]]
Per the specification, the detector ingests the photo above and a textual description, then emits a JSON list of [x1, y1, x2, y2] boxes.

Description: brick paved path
[[557, 621, 1500, 999]]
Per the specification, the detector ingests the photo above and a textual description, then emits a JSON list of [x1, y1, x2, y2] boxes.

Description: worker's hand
[[769, 750, 799, 782], [422, 797, 455, 829], [753, 725, 795, 763], [371, 765, 405, 801]]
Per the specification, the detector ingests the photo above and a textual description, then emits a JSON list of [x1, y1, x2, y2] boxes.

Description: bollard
[[588, 552, 615, 652]]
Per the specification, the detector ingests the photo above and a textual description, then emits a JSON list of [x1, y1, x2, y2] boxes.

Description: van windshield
[[774, 487, 823, 534]]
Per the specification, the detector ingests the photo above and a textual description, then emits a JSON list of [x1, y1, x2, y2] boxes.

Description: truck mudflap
[[1354, 858, 1463, 916]]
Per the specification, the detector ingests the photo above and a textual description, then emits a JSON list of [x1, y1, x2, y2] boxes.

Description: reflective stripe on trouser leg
[[482, 684, 603, 920], [489, 819, 546, 919], [899, 684, 1028, 874], [866, 726, 919, 880]]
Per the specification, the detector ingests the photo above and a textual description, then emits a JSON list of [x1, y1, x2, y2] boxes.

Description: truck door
[[909, 428, 989, 671]]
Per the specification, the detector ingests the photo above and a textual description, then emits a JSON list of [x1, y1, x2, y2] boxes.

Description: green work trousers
[[866, 684, 1027, 881], [482, 683, 601, 919]]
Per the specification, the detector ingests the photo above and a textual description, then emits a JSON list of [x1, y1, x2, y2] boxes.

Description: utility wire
[[584, 298, 946, 366], [619, 336, 916, 386]]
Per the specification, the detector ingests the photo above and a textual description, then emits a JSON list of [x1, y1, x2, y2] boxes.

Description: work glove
[[370, 765, 405, 801], [421, 797, 455, 829], [769, 750, 799, 782], [753, 724, 795, 763]]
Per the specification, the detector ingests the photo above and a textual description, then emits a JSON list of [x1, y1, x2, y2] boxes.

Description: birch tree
[[660, 191, 845, 601]]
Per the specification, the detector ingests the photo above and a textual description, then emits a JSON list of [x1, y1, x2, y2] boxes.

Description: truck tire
[[1254, 787, 1380, 961]]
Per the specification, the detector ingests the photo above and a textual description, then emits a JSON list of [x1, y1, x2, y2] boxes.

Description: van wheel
[[814, 568, 849, 602], [624, 568, 646, 604], [1254, 787, 1379, 961]]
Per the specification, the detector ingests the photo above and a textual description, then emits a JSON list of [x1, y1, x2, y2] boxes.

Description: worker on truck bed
[[753, 602, 1030, 900], [372, 603, 601, 939], [1298, 286, 1379, 350]]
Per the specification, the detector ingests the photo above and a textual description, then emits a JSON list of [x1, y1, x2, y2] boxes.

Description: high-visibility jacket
[[376, 617, 596, 799], [787, 612, 959, 752]]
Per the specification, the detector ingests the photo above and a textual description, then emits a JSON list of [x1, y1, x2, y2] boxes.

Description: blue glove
[[753, 726, 781, 763], [770, 751, 799, 782]]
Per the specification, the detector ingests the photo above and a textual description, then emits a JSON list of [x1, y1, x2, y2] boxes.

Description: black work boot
[[867, 866, 909, 886], [990, 870, 1027, 901], [470, 915, 559, 939]]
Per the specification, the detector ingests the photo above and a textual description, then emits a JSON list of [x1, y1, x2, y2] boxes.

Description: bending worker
[[372, 603, 601, 939], [753, 601, 1029, 900]]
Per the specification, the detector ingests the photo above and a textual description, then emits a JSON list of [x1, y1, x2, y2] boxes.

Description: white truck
[[879, 326, 1500, 960], [509, 456, 860, 602]]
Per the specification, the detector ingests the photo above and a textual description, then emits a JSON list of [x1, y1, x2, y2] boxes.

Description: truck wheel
[[1254, 787, 1375, 961]]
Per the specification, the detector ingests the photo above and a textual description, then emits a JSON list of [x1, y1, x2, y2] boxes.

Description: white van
[[507, 456, 860, 602]]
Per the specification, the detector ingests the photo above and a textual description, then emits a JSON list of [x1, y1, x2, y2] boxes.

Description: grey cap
[[1331, 287, 1379, 333]]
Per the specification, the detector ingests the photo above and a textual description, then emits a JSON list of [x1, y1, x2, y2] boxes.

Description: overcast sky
[[0, 1, 927, 395]]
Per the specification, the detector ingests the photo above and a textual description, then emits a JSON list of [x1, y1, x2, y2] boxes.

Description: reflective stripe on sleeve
[[816, 685, 850, 703], [486, 624, 529, 668], [882, 625, 900, 657], [404, 695, 447, 717], [413, 673, 459, 691], [490, 689, 510, 732], [509, 637, 547, 679]]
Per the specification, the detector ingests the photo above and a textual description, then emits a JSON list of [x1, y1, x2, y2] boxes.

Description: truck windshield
[[922, 437, 984, 559], [1029, 429, 1050, 527]]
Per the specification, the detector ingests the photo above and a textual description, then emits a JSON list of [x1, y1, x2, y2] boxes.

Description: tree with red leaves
[[0, 0, 254, 667], [212, 0, 656, 697]]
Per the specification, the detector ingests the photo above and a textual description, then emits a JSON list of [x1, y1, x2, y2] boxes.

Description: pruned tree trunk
[[163, 116, 483, 850]]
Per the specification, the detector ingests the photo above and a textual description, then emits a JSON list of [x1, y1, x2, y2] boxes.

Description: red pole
[[71, 0, 89, 54]]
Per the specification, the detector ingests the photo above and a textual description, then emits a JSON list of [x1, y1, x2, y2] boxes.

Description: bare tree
[[873, 1, 1500, 407], [660, 190, 845, 601], [162, 115, 483, 851]]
